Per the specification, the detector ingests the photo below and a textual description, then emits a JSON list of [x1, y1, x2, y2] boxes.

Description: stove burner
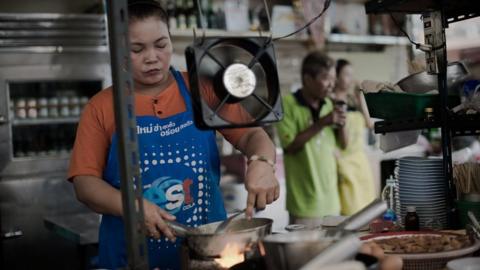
[[180, 241, 266, 270], [230, 257, 267, 270]]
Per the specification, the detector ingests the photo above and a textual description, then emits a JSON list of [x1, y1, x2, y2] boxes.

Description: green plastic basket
[[456, 199, 480, 228], [364, 92, 460, 120]]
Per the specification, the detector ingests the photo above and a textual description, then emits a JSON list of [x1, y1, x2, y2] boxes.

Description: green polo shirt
[[276, 93, 340, 217]]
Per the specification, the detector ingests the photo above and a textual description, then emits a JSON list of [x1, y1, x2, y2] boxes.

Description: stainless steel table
[[44, 212, 100, 269], [44, 212, 100, 245]]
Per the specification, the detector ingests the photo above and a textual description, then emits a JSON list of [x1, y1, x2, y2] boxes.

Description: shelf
[[374, 118, 440, 134], [365, 0, 480, 25], [170, 29, 310, 42], [327, 33, 410, 46], [451, 114, 480, 136], [374, 114, 480, 136], [13, 152, 71, 160], [12, 117, 79, 126]]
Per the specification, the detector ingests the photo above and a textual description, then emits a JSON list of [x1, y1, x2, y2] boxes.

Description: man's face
[[305, 67, 336, 100], [129, 16, 173, 87]]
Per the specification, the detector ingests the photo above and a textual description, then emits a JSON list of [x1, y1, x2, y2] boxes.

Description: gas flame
[[214, 243, 245, 268]]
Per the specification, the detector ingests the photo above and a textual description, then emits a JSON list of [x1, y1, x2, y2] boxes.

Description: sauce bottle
[[404, 206, 420, 231]]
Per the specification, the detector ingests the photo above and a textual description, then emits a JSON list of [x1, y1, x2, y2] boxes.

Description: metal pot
[[261, 199, 387, 270], [261, 230, 339, 270], [170, 217, 272, 258], [396, 61, 469, 94]]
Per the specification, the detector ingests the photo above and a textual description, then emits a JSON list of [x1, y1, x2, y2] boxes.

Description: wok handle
[[165, 220, 192, 237], [338, 199, 387, 232]]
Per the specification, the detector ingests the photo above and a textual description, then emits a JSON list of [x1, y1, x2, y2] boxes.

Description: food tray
[[361, 231, 480, 270], [364, 92, 460, 120]]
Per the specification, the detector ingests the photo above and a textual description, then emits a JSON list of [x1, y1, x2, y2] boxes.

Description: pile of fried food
[[372, 234, 472, 254]]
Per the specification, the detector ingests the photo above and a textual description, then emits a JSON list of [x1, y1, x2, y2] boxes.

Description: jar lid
[[407, 206, 416, 212]]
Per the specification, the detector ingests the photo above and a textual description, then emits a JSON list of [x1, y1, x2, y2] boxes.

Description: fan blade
[[247, 45, 268, 69], [210, 44, 254, 67], [210, 93, 231, 120]]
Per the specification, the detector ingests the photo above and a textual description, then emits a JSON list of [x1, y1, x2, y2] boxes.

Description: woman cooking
[[67, 0, 279, 269]]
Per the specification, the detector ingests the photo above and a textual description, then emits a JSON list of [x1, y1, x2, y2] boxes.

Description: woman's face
[[129, 16, 172, 88], [337, 64, 354, 90]]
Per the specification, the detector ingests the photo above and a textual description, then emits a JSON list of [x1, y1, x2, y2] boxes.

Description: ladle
[[214, 208, 247, 234]]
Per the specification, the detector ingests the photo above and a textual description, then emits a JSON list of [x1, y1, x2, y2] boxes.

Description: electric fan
[[185, 36, 283, 129]]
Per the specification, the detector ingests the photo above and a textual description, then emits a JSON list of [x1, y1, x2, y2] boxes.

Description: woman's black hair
[[335, 59, 351, 77], [127, 0, 169, 26]]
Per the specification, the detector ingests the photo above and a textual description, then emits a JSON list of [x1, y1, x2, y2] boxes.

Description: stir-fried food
[[372, 234, 472, 253]]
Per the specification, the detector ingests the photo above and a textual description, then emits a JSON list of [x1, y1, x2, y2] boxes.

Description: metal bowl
[[396, 61, 469, 94], [261, 230, 339, 270]]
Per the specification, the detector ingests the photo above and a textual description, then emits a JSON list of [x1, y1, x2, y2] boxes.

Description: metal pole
[[424, 10, 455, 229], [105, 0, 149, 269]]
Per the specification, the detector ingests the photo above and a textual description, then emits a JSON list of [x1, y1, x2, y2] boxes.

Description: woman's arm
[[356, 90, 374, 129], [73, 175, 177, 241], [234, 128, 280, 218]]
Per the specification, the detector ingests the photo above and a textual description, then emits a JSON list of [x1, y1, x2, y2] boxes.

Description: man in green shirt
[[276, 51, 347, 227]]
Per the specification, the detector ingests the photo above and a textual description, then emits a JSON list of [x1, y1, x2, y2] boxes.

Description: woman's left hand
[[244, 160, 280, 218]]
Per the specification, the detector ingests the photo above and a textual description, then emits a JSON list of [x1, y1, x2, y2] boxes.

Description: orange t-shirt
[[68, 72, 248, 180]]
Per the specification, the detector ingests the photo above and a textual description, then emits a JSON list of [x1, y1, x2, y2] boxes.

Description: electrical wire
[[272, 0, 331, 42], [389, 13, 445, 51], [262, 0, 273, 40], [195, 0, 207, 42]]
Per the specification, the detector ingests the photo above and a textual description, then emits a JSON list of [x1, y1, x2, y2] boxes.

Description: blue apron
[[98, 68, 227, 269]]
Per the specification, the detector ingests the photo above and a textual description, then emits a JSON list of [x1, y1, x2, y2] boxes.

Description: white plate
[[447, 256, 480, 270], [399, 190, 446, 196], [320, 215, 347, 227]]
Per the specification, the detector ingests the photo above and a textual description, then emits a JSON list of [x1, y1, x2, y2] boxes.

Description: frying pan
[[167, 217, 272, 258]]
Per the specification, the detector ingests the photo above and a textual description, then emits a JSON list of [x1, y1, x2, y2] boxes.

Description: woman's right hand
[[143, 199, 177, 241]]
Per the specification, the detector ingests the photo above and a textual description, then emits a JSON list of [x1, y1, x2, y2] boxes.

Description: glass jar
[[27, 98, 37, 118], [59, 97, 70, 117], [404, 206, 420, 231], [15, 99, 27, 119], [68, 96, 80, 116], [48, 97, 59, 118], [37, 98, 49, 118]]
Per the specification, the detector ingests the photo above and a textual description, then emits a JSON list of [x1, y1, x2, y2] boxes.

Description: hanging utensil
[[467, 211, 480, 239]]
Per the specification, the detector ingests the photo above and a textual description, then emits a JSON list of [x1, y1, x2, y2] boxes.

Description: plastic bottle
[[381, 175, 398, 222], [404, 206, 420, 231]]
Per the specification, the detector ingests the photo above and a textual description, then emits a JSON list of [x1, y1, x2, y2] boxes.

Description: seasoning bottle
[[404, 206, 420, 231], [381, 176, 398, 223], [425, 107, 434, 121]]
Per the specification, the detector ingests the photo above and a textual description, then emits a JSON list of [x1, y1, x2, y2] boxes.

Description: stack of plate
[[395, 157, 448, 229]]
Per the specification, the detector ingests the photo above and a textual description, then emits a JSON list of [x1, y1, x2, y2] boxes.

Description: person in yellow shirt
[[333, 59, 376, 215]]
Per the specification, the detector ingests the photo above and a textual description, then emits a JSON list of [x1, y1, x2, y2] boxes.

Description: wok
[[168, 217, 272, 258]]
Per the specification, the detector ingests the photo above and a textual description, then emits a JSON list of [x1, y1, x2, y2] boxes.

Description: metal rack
[[105, 0, 149, 269], [365, 0, 480, 229]]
